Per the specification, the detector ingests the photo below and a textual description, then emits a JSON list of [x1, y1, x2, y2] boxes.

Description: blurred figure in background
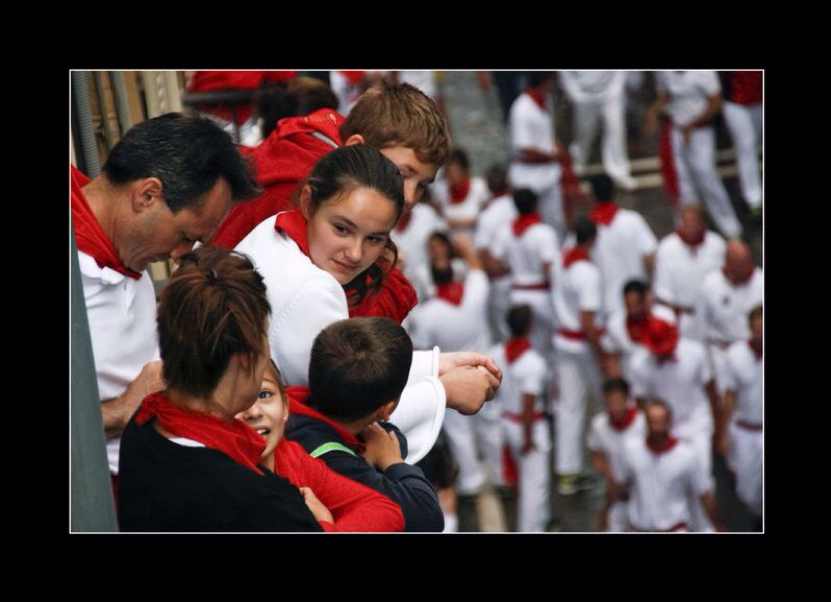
[[600, 279, 653, 381], [255, 76, 339, 141], [431, 148, 490, 237]]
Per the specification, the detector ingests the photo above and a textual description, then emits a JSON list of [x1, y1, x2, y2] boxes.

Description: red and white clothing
[[656, 71, 742, 239], [560, 71, 635, 189], [72, 166, 159, 474], [390, 202, 448, 302], [490, 339, 551, 532], [589, 202, 658, 318], [431, 176, 490, 237], [653, 229, 727, 339], [620, 435, 711, 532], [600, 310, 649, 382], [508, 92, 564, 237], [493, 216, 560, 356], [587, 406, 646, 532], [329, 71, 367, 116], [720, 71, 763, 209], [475, 193, 518, 343], [234, 212, 445, 464], [551, 248, 604, 475], [722, 340, 763, 515]]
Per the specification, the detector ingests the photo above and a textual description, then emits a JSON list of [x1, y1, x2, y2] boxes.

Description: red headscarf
[[448, 179, 471, 205], [71, 166, 142, 280], [134, 392, 267, 475], [286, 386, 365, 453], [505, 337, 532, 364], [590, 202, 619, 226], [436, 281, 465, 306], [512, 212, 542, 237], [643, 314, 679, 360], [563, 246, 591, 269]]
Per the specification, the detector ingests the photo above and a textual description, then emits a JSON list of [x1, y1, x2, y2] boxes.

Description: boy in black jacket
[[285, 317, 445, 532]]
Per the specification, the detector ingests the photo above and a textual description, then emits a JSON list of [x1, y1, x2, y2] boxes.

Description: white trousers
[[443, 408, 506, 496], [502, 418, 552, 532], [553, 349, 603, 475], [671, 125, 742, 239], [488, 277, 513, 344], [722, 102, 763, 209], [676, 412, 715, 532], [569, 95, 633, 185], [728, 421, 763, 516]]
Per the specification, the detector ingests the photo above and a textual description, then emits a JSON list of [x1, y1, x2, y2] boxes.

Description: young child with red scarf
[[489, 305, 552, 532], [430, 147, 490, 237], [284, 317, 445, 532]]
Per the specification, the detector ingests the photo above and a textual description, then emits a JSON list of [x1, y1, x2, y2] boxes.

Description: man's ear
[[299, 184, 314, 220], [376, 400, 397, 422], [343, 134, 365, 147], [131, 177, 164, 213]]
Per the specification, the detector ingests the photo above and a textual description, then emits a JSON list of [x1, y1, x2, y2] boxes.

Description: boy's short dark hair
[[588, 173, 615, 203], [574, 216, 598, 245], [603, 377, 630, 397], [623, 279, 649, 298], [506, 305, 533, 338], [308, 317, 414, 422], [512, 188, 538, 215], [485, 164, 509, 196], [447, 147, 470, 171]]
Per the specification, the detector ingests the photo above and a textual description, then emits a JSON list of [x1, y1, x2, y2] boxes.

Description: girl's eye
[[258, 390, 273, 399], [367, 236, 387, 245], [333, 224, 349, 235]]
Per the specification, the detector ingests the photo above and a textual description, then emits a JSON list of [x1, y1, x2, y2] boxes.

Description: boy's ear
[[343, 134, 365, 147], [299, 184, 313, 220], [376, 400, 397, 422]]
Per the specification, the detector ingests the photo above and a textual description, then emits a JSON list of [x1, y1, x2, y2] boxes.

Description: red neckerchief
[[676, 227, 705, 249], [723, 266, 754, 287], [749, 339, 763, 361], [395, 207, 413, 233], [275, 209, 311, 256], [134, 392, 266, 475], [286, 386, 365, 453], [436, 281, 465, 306], [71, 166, 142, 280], [340, 71, 366, 86], [563, 246, 591, 269], [589, 202, 619, 226], [645, 315, 679, 362], [348, 266, 418, 324], [609, 405, 639, 432], [505, 337, 532, 364], [626, 315, 649, 344], [646, 434, 679, 455], [512, 212, 542, 237], [449, 179, 471, 205], [526, 88, 548, 111]]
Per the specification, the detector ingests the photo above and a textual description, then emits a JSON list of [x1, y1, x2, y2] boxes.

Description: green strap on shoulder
[[310, 441, 357, 458]]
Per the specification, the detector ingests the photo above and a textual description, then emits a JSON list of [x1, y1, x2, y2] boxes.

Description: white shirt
[[653, 231, 726, 339], [431, 177, 490, 237], [390, 202, 448, 293], [508, 93, 561, 193], [551, 255, 602, 354], [722, 341, 763, 425], [78, 251, 159, 474], [475, 194, 518, 252], [620, 437, 711, 531], [493, 222, 560, 288], [408, 270, 491, 354], [592, 208, 658, 317], [696, 267, 764, 346], [600, 309, 646, 381], [656, 71, 721, 128], [235, 214, 446, 463], [587, 407, 647, 482], [560, 71, 625, 103], [489, 344, 548, 416], [629, 338, 714, 435]]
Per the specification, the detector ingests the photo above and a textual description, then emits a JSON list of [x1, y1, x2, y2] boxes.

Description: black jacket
[[118, 417, 323, 532], [285, 415, 444, 532]]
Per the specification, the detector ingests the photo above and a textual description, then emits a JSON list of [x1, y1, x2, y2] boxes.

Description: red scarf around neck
[[749, 339, 763, 360], [505, 337, 532, 364], [646, 434, 679, 455], [526, 88, 548, 111], [449, 179, 471, 204], [676, 227, 705, 249], [563, 246, 591, 269], [286, 386, 365, 453], [590, 202, 619, 226], [275, 209, 311, 257], [134, 392, 267, 475], [626, 315, 650, 345], [610, 406, 639, 432], [436, 281, 465, 306], [512, 212, 542, 237], [645, 315, 679, 361], [71, 166, 142, 280]]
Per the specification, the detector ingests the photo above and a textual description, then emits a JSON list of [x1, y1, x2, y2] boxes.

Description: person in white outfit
[[235, 145, 502, 465], [619, 400, 723, 532], [490, 305, 553, 532], [717, 305, 763, 527], [560, 71, 637, 191], [646, 70, 742, 239], [475, 164, 517, 344], [719, 71, 763, 214], [550, 217, 605, 495], [600, 279, 652, 382], [653, 204, 726, 340], [588, 377, 646, 532], [430, 148, 490, 237], [508, 71, 565, 240], [492, 188, 561, 360], [586, 174, 658, 319]]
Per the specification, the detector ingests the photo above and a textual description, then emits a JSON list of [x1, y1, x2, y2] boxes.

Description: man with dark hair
[[285, 318, 444, 532], [586, 173, 658, 319], [71, 112, 260, 478], [431, 147, 490, 236], [600, 279, 653, 380]]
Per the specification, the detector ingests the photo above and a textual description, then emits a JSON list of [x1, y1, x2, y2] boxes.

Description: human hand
[[360, 422, 403, 471], [438, 352, 502, 383], [440, 365, 500, 415], [300, 486, 334, 524]]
